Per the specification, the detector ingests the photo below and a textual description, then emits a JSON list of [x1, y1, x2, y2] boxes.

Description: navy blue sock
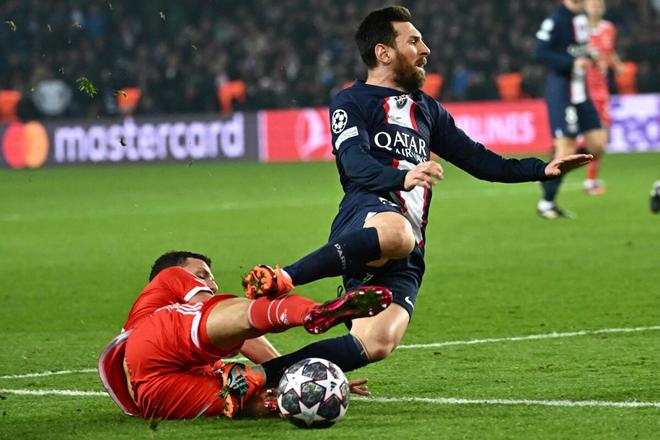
[[542, 145, 563, 203], [261, 335, 370, 385], [284, 227, 380, 286], [542, 174, 564, 202]]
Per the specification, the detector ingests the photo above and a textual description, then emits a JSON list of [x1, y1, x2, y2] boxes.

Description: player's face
[[390, 21, 430, 92], [585, 0, 605, 19], [182, 258, 218, 293]]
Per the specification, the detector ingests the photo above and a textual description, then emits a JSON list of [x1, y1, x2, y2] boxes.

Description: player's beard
[[392, 51, 427, 93]]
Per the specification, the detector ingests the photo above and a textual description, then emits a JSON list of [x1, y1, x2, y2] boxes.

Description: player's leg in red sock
[[247, 295, 318, 333]]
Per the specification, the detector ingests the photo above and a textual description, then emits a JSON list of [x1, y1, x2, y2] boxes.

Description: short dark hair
[[355, 6, 413, 69], [149, 251, 212, 281]]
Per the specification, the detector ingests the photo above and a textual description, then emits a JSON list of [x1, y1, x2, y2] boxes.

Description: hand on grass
[[349, 378, 370, 396]]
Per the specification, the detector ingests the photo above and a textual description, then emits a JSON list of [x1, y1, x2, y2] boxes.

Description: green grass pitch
[[1, 153, 659, 439]]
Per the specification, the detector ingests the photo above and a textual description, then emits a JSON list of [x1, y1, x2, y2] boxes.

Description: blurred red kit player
[[583, 0, 624, 194]]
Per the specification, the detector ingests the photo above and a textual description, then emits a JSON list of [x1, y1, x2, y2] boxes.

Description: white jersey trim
[[184, 285, 212, 302], [97, 330, 135, 416], [190, 312, 203, 350], [390, 159, 427, 244]]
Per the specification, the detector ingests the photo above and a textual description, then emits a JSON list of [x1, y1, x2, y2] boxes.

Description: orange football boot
[[242, 265, 295, 299]]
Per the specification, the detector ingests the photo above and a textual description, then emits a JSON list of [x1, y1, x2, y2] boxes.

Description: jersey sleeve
[[155, 266, 213, 303], [330, 96, 407, 192], [533, 15, 574, 72], [430, 103, 548, 183]]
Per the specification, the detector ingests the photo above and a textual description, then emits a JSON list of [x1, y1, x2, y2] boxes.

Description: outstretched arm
[[433, 110, 548, 183], [431, 104, 595, 183]]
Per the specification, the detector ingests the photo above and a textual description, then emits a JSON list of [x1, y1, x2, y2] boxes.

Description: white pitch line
[[0, 359, 248, 380], [1, 389, 658, 409], [0, 388, 106, 397], [1, 326, 658, 380], [354, 396, 660, 409], [398, 325, 660, 350], [0, 368, 97, 380]]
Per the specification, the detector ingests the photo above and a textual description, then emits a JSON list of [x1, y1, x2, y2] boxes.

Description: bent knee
[[588, 143, 607, 157], [377, 220, 415, 258], [585, 130, 608, 153]]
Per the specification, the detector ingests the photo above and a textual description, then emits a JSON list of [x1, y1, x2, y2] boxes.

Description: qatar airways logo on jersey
[[378, 95, 427, 162], [373, 130, 428, 163]]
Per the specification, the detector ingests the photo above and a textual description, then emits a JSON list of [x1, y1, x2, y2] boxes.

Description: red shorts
[[124, 295, 239, 419]]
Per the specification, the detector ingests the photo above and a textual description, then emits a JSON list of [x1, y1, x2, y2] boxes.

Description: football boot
[[242, 265, 295, 299], [303, 286, 393, 334], [219, 362, 266, 418]]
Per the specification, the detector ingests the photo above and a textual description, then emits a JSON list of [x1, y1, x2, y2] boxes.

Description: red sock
[[586, 159, 600, 180], [247, 294, 318, 333]]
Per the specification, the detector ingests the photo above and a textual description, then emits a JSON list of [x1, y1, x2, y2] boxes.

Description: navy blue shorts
[[544, 76, 602, 138], [329, 191, 425, 318]]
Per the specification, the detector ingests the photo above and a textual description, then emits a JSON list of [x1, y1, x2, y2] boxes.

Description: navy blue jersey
[[534, 4, 591, 104], [329, 80, 548, 245]]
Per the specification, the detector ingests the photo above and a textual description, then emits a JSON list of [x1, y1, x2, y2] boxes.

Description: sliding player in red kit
[[583, 0, 624, 194], [98, 251, 391, 420]]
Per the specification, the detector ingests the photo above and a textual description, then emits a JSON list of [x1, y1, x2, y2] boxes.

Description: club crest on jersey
[[384, 95, 418, 131], [331, 109, 348, 134]]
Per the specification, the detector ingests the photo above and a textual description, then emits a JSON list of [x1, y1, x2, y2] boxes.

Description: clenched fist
[[404, 161, 444, 190]]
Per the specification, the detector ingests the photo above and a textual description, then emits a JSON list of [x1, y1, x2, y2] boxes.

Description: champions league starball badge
[[331, 109, 348, 134]]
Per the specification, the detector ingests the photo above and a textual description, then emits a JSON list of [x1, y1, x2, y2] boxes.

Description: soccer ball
[[277, 358, 350, 428]]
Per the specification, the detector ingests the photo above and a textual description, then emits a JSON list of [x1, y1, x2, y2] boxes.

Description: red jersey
[[587, 20, 617, 101], [99, 266, 213, 416], [122, 266, 213, 331]]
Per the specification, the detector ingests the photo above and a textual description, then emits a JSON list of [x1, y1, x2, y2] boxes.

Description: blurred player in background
[[651, 181, 660, 213], [534, 0, 608, 218], [242, 6, 592, 385], [582, 0, 624, 194], [98, 251, 388, 419]]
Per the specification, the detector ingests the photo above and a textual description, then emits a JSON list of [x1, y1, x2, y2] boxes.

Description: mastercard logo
[[1, 121, 49, 169]]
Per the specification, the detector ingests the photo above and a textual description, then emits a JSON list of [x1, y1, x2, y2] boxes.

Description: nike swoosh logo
[[404, 296, 414, 309]]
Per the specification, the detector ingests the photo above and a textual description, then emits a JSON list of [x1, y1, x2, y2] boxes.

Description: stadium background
[[1, 0, 659, 168], [1, 1, 659, 438]]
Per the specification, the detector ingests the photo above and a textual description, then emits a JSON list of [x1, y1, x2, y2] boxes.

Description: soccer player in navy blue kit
[[244, 6, 593, 384], [534, 0, 608, 218]]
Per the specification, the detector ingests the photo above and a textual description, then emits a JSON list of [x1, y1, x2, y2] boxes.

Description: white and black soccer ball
[[277, 358, 350, 428]]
